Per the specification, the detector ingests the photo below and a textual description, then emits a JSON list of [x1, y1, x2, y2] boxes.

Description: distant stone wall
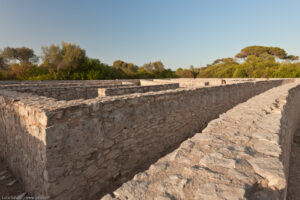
[[98, 83, 179, 97], [139, 80, 169, 86], [0, 79, 140, 86], [140, 78, 265, 87], [3, 83, 140, 101], [0, 80, 140, 101], [150, 78, 276, 87], [102, 81, 300, 200], [8, 86, 100, 100], [44, 79, 291, 199]]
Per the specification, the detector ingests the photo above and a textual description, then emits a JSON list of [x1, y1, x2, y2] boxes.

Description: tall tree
[[41, 42, 86, 71], [112, 60, 138, 77], [211, 58, 237, 65], [152, 61, 165, 72], [41, 44, 62, 70], [141, 61, 165, 73], [61, 42, 86, 70], [175, 68, 194, 78], [0, 55, 7, 70], [235, 46, 298, 61], [1, 47, 38, 64], [189, 65, 200, 78]]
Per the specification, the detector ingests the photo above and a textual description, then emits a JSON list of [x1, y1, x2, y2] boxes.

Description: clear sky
[[0, 0, 300, 69]]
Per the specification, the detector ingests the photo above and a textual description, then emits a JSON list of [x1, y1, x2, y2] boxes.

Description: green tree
[[112, 60, 138, 77], [0, 55, 7, 70], [152, 61, 165, 73], [1, 47, 38, 64], [233, 67, 247, 78], [141, 61, 165, 74], [189, 65, 200, 78], [175, 68, 194, 78], [211, 57, 237, 65], [41, 42, 86, 72], [235, 45, 298, 61]]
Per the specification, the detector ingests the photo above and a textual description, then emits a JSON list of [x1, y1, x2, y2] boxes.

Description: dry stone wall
[[7, 86, 100, 100], [0, 80, 140, 101], [148, 78, 289, 88], [0, 91, 49, 196], [7, 85, 123, 101], [98, 83, 179, 97], [102, 81, 300, 200], [151, 78, 260, 87], [44, 79, 291, 199], [0, 79, 295, 200], [0, 79, 140, 86]]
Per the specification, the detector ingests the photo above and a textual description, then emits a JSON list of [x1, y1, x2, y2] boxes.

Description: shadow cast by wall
[[245, 182, 283, 200]]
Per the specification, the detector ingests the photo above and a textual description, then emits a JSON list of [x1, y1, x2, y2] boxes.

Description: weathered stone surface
[[0, 78, 297, 199], [199, 153, 236, 168], [248, 157, 286, 190], [287, 128, 300, 199], [98, 83, 179, 97], [83, 164, 98, 179], [102, 80, 300, 200]]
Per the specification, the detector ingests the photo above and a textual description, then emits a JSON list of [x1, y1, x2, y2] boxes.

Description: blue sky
[[0, 0, 300, 69]]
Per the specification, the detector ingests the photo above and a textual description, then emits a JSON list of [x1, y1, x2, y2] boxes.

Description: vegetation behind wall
[[0, 43, 299, 80]]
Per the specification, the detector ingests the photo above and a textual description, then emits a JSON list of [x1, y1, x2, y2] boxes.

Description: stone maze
[[0, 78, 299, 200]]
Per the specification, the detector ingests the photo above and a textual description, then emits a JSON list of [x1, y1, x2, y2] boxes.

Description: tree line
[[0, 43, 300, 80], [196, 46, 300, 78], [0, 42, 175, 80], [176, 46, 300, 78]]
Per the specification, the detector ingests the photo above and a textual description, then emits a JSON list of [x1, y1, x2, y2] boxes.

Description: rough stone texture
[[149, 78, 272, 87], [0, 158, 26, 198], [98, 84, 179, 97], [0, 80, 140, 101], [0, 79, 140, 87], [102, 81, 300, 200], [0, 93, 48, 196], [287, 128, 300, 200], [9, 85, 126, 101], [141, 78, 292, 88], [0, 78, 295, 199]]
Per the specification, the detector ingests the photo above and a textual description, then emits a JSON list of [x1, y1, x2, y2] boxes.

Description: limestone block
[[199, 153, 236, 169], [248, 157, 286, 190]]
